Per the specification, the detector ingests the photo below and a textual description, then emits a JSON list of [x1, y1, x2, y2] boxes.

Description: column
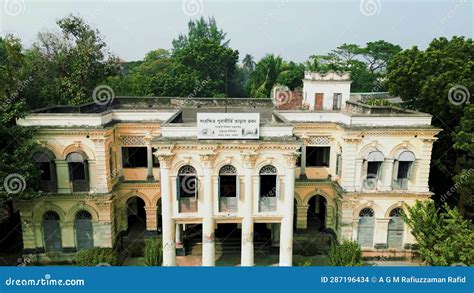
[[341, 138, 360, 192], [300, 144, 307, 179], [240, 152, 257, 266], [145, 136, 154, 182], [55, 160, 71, 194], [200, 154, 217, 266], [91, 138, 109, 193], [354, 159, 363, 191], [145, 207, 158, 232], [175, 224, 183, 244], [157, 154, 176, 266], [279, 153, 297, 266], [295, 204, 309, 231], [381, 159, 394, 191]]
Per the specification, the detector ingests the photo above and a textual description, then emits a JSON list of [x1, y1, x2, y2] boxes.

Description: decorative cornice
[[240, 152, 258, 169], [199, 153, 218, 168]]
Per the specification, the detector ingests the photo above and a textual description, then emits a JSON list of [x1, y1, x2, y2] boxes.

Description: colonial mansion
[[15, 72, 440, 266]]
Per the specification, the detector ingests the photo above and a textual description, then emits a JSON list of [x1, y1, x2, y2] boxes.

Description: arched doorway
[[388, 208, 404, 249], [75, 210, 93, 251], [357, 208, 375, 248], [126, 197, 146, 235], [307, 195, 327, 232], [43, 211, 62, 252]]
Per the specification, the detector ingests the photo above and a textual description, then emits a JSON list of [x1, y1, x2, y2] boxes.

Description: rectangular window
[[367, 161, 382, 178], [219, 176, 237, 197], [122, 147, 147, 168], [306, 146, 330, 167], [397, 161, 411, 179], [38, 162, 52, 181], [260, 175, 277, 198], [179, 176, 197, 198], [70, 162, 86, 180], [333, 93, 342, 110]]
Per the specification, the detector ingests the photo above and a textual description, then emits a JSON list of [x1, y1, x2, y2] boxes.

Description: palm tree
[[242, 54, 255, 72], [249, 54, 289, 98]]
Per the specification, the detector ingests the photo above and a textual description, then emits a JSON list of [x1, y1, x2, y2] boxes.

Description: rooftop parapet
[[304, 71, 351, 81]]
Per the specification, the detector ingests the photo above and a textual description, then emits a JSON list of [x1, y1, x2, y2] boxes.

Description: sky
[[0, 0, 472, 62]]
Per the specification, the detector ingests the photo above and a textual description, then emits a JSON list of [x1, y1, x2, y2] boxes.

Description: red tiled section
[[274, 90, 304, 110]]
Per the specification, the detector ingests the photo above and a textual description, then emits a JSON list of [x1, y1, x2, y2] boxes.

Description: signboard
[[197, 113, 260, 139]]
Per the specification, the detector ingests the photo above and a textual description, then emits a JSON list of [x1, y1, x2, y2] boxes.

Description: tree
[[387, 36, 474, 216], [362, 40, 402, 74], [242, 54, 255, 72], [172, 17, 239, 97], [453, 104, 474, 218], [249, 54, 288, 98], [0, 36, 40, 201], [403, 201, 474, 266], [23, 14, 119, 108]]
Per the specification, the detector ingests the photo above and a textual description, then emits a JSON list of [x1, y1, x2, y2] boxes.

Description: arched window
[[32, 151, 57, 193], [66, 152, 89, 192], [388, 208, 404, 249], [393, 151, 415, 190], [357, 208, 375, 248], [75, 210, 93, 251], [177, 165, 198, 213], [259, 165, 278, 212], [43, 211, 62, 252], [363, 151, 384, 190], [219, 165, 238, 213]]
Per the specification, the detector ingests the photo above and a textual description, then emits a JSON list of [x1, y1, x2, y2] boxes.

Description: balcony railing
[[219, 197, 238, 213], [259, 197, 277, 212], [179, 197, 198, 213]]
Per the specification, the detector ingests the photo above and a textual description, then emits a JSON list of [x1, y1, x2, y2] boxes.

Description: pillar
[[381, 159, 394, 191], [240, 152, 257, 266], [146, 140, 154, 182], [300, 144, 307, 179], [354, 158, 363, 191], [55, 160, 71, 194], [175, 224, 183, 245], [200, 153, 217, 266], [157, 154, 176, 266], [279, 153, 297, 266], [145, 207, 158, 232], [295, 204, 309, 231]]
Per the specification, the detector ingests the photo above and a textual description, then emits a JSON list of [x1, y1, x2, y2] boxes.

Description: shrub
[[75, 248, 119, 266], [328, 240, 363, 266], [126, 242, 144, 257], [144, 238, 163, 266]]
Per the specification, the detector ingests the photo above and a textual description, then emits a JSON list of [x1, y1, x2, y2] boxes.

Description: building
[[15, 72, 441, 266]]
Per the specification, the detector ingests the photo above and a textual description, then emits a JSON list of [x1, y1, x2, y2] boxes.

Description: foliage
[[126, 242, 144, 257], [328, 240, 364, 266], [23, 14, 119, 108], [0, 36, 40, 201], [402, 201, 474, 266], [144, 238, 163, 266], [362, 98, 393, 106], [75, 248, 119, 266], [387, 36, 474, 217]]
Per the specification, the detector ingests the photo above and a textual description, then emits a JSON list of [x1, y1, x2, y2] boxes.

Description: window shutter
[[176, 177, 180, 200], [276, 176, 280, 198], [194, 177, 198, 199], [236, 176, 240, 199], [407, 161, 414, 180], [377, 161, 383, 179], [392, 161, 399, 181], [362, 160, 368, 178]]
